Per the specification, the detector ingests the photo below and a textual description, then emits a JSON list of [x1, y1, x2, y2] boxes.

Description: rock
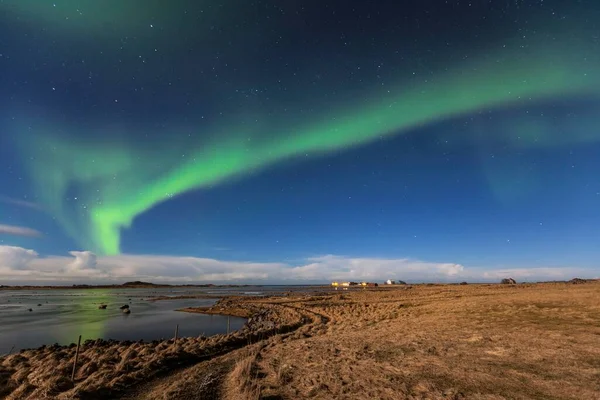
[[123, 308, 131, 314], [459, 282, 468, 285], [119, 304, 130, 310], [37, 304, 42, 306], [28, 308, 33, 312], [501, 278, 516, 284], [98, 304, 107, 309]]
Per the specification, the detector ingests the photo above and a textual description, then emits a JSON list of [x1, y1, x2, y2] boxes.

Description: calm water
[[0, 288, 250, 354]]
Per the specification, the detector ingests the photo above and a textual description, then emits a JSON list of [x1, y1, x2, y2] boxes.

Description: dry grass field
[[2, 282, 599, 399], [245, 283, 600, 400]]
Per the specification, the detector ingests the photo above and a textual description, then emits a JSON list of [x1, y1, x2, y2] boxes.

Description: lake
[[0, 287, 250, 354]]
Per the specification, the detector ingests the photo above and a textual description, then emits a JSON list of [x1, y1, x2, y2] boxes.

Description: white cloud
[[0, 196, 43, 211], [0, 245, 597, 284], [67, 251, 97, 271], [299, 255, 464, 281], [0, 224, 42, 237], [0, 246, 39, 270]]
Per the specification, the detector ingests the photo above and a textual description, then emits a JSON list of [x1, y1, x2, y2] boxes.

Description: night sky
[[0, 0, 599, 283]]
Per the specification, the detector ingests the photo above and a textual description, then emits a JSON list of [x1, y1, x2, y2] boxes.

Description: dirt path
[[119, 301, 330, 400], [122, 355, 235, 400]]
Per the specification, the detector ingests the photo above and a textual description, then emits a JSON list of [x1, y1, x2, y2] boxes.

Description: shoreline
[[147, 294, 224, 301], [0, 293, 244, 355], [0, 295, 316, 399], [1, 303, 252, 355], [177, 306, 253, 318]]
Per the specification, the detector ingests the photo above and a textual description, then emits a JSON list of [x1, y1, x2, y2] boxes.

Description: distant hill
[[121, 281, 158, 287]]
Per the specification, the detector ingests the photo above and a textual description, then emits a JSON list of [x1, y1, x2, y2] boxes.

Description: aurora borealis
[[1, 0, 600, 282]]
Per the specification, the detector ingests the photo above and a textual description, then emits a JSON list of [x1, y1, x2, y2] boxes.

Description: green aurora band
[[17, 34, 600, 255]]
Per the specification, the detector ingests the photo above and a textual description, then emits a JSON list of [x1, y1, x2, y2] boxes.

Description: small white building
[[386, 279, 395, 285]]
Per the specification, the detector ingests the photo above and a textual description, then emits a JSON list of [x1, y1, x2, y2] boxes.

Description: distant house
[[331, 282, 339, 287], [386, 279, 395, 285]]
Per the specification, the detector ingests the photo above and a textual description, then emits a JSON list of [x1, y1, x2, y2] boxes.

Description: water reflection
[[0, 288, 246, 353]]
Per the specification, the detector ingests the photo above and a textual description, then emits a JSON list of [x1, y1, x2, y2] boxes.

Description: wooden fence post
[[174, 324, 179, 341], [71, 335, 82, 381]]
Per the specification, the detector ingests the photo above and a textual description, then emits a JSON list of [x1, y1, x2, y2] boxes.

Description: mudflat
[[2, 282, 599, 399]]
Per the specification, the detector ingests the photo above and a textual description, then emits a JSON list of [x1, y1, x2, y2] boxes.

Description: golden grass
[[2, 282, 599, 399], [222, 344, 264, 400], [233, 282, 600, 400]]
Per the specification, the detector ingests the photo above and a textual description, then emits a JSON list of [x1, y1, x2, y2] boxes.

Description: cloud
[[299, 255, 464, 281], [0, 196, 43, 211], [0, 246, 39, 270], [0, 224, 42, 237], [67, 251, 97, 271], [0, 245, 597, 284]]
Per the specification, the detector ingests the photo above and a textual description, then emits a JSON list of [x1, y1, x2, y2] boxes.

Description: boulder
[[119, 304, 130, 310], [98, 304, 107, 309], [501, 278, 517, 285], [122, 308, 131, 314]]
